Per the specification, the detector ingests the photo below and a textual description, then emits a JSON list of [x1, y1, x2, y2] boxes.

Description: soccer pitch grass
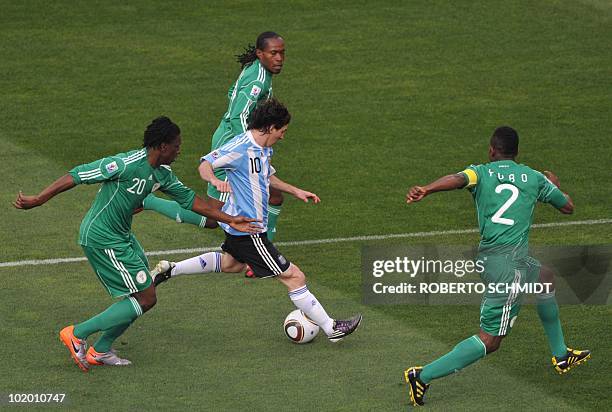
[[1, 0, 611, 410]]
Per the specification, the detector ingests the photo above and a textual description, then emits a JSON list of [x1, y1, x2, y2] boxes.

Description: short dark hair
[[143, 116, 181, 148], [236, 31, 282, 69], [490, 126, 519, 157], [247, 98, 291, 133]]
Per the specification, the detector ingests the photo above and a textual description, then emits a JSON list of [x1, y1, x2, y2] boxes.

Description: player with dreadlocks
[[14, 116, 260, 371], [143, 31, 286, 277]]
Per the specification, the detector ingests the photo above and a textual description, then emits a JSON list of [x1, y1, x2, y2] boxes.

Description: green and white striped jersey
[[211, 59, 273, 149], [460, 160, 568, 255], [69, 148, 196, 249]]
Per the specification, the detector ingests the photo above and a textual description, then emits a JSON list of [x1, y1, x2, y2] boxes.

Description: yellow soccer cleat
[[552, 347, 591, 374], [404, 366, 429, 406]]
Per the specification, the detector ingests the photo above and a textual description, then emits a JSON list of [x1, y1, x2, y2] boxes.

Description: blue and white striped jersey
[[202, 131, 275, 236]]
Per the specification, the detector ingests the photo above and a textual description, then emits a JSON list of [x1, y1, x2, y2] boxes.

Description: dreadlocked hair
[[143, 116, 181, 148], [236, 44, 257, 69], [247, 98, 291, 133], [236, 31, 282, 69]]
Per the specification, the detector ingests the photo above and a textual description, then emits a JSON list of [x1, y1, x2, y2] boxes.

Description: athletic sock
[[288, 285, 334, 335], [420, 335, 487, 384], [536, 292, 567, 358], [171, 252, 222, 276], [143, 194, 207, 228], [267, 204, 282, 241], [73, 297, 143, 340], [93, 321, 133, 353]]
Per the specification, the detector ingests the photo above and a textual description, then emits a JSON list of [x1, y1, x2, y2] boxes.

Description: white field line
[[1, 218, 610, 269]]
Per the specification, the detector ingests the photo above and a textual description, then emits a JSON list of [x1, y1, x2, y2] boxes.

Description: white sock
[[172, 252, 222, 277], [288, 286, 334, 335]]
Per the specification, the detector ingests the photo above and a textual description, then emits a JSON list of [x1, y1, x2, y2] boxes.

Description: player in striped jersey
[[403, 126, 590, 406], [143, 32, 287, 249], [151, 99, 363, 342], [14, 117, 259, 371]]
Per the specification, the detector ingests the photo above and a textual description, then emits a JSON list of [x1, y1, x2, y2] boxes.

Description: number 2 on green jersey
[[492, 183, 519, 226]]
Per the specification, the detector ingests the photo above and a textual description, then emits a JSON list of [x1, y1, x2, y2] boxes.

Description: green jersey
[[460, 160, 568, 253], [211, 59, 273, 149], [69, 148, 196, 249]]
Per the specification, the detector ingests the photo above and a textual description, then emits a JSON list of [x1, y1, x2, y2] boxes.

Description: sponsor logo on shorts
[[199, 257, 207, 269], [151, 183, 161, 192], [211, 150, 220, 159], [105, 161, 118, 174], [136, 270, 148, 284], [278, 255, 287, 265]]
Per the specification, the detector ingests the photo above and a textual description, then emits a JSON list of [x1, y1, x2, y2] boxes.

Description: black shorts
[[221, 232, 291, 278]]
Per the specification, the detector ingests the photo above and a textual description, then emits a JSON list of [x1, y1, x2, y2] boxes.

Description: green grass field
[[1, 1, 611, 410]]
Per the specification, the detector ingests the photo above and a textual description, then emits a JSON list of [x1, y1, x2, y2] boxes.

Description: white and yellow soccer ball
[[283, 309, 320, 344]]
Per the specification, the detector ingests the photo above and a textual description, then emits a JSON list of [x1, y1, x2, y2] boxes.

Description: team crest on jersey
[[136, 271, 148, 284], [105, 161, 118, 174], [250, 85, 262, 97]]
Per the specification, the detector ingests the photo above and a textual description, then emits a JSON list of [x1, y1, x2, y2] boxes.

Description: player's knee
[[269, 188, 284, 206], [538, 265, 556, 290], [284, 264, 305, 283], [479, 331, 503, 354], [135, 284, 157, 312], [220, 256, 245, 273], [485, 340, 501, 354], [137, 293, 157, 313]]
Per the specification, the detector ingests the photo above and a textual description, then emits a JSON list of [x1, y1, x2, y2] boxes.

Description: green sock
[[536, 293, 567, 358], [73, 297, 142, 340], [267, 204, 282, 241], [143, 194, 207, 228], [93, 321, 133, 353], [420, 335, 487, 384]]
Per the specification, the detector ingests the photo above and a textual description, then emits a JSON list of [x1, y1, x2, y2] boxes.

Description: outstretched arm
[[191, 196, 261, 233], [406, 173, 467, 203], [543, 171, 574, 214], [270, 175, 320, 203], [13, 174, 76, 210]]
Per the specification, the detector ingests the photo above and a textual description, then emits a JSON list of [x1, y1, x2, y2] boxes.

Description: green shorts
[[82, 235, 151, 298], [479, 254, 541, 336]]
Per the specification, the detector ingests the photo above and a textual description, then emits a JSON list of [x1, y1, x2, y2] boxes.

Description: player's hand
[[213, 178, 232, 193], [543, 170, 561, 188], [13, 192, 43, 209], [229, 216, 262, 234], [294, 189, 320, 204], [406, 186, 427, 203]]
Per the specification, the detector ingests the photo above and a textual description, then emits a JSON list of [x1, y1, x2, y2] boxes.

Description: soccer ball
[[283, 309, 320, 344]]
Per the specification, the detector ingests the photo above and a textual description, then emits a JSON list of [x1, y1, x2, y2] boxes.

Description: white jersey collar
[[246, 130, 264, 149]]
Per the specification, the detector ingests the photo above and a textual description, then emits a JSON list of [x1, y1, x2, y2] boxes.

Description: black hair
[[490, 126, 519, 157], [247, 98, 291, 133], [236, 31, 282, 69], [143, 116, 181, 148]]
